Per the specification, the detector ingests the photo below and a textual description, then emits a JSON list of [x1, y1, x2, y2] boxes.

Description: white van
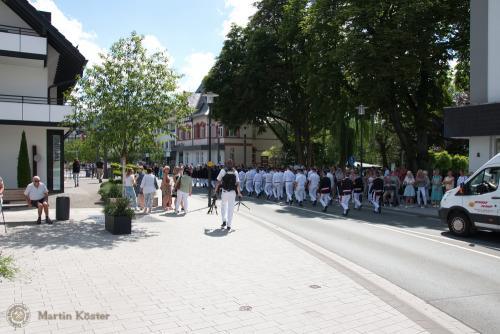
[[439, 153, 500, 236]]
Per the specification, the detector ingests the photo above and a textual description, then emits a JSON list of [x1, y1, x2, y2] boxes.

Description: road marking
[[240, 199, 500, 261]]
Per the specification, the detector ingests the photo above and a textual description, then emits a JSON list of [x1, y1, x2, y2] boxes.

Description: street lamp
[[356, 104, 367, 171], [243, 126, 247, 168], [204, 92, 218, 206]]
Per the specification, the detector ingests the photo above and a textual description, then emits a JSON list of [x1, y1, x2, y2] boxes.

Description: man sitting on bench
[[24, 176, 52, 224]]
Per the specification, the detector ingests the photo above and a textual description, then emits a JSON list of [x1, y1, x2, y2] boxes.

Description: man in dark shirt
[[96, 158, 104, 183], [371, 171, 384, 214], [318, 170, 332, 212], [340, 170, 354, 216]]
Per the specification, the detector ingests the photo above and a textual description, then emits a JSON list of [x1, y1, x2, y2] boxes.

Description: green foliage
[[103, 197, 135, 219], [429, 150, 452, 171], [17, 131, 31, 188], [452, 154, 468, 172], [67, 31, 191, 163], [98, 181, 123, 203], [0, 252, 18, 282], [64, 138, 97, 162], [205, 0, 469, 168]]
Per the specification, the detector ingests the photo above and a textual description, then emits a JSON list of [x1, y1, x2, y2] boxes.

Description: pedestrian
[[161, 166, 173, 211], [135, 166, 145, 210], [307, 168, 320, 206], [24, 176, 52, 224], [253, 168, 263, 198], [457, 170, 468, 187], [294, 169, 307, 206], [431, 169, 443, 207], [124, 168, 138, 210], [0, 176, 4, 206], [174, 167, 192, 215], [415, 170, 428, 208], [318, 170, 332, 212], [245, 166, 255, 196], [340, 170, 354, 216], [265, 168, 274, 199], [353, 170, 364, 210], [95, 158, 104, 183], [403, 171, 416, 208], [443, 170, 455, 192], [140, 167, 157, 214], [371, 171, 384, 214], [284, 166, 296, 205], [72, 158, 80, 187], [214, 159, 242, 231]]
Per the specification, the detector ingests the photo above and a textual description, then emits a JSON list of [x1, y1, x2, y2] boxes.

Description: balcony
[[0, 94, 72, 123], [0, 24, 47, 56]]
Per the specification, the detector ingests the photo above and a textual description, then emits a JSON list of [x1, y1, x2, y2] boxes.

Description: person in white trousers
[[283, 167, 296, 204], [294, 169, 307, 206], [370, 171, 384, 214], [340, 171, 354, 216], [215, 160, 242, 232], [307, 168, 320, 205]]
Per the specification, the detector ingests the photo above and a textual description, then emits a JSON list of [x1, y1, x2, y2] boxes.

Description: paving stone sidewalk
[[0, 183, 465, 333]]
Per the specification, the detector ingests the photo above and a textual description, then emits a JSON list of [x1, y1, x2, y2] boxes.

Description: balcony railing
[[0, 94, 72, 123], [0, 24, 47, 55], [0, 24, 40, 37]]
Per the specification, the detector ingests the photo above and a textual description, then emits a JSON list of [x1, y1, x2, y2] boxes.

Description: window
[[186, 152, 190, 164], [230, 148, 235, 161], [496, 138, 500, 154], [465, 167, 500, 195], [218, 126, 224, 138]]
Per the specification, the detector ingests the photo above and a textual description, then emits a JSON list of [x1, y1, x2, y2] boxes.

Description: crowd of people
[[186, 164, 469, 216]]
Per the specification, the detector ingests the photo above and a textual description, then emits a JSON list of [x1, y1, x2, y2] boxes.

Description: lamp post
[[356, 104, 367, 171], [243, 126, 247, 168], [204, 92, 218, 206]]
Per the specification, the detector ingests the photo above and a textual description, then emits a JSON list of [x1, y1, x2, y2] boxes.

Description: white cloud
[[179, 52, 216, 92], [222, 0, 259, 37], [29, 0, 105, 65], [143, 34, 174, 65]]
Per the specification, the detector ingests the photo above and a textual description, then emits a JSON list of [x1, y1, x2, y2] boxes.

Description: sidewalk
[[0, 190, 473, 333]]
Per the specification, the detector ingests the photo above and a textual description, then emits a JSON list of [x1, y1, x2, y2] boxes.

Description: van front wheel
[[448, 212, 472, 237]]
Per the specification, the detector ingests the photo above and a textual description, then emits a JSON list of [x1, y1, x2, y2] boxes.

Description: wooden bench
[[1, 189, 31, 233], [2, 189, 29, 208]]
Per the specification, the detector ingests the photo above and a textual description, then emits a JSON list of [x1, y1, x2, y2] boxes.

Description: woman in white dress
[[403, 171, 416, 207]]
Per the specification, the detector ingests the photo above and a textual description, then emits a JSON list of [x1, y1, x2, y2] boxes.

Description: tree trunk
[[294, 125, 304, 165]]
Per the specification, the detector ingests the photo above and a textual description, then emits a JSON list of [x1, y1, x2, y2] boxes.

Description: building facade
[[0, 0, 86, 191], [444, 0, 500, 172], [174, 90, 281, 167]]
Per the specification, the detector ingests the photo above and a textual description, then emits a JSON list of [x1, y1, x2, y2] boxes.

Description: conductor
[[214, 159, 242, 231]]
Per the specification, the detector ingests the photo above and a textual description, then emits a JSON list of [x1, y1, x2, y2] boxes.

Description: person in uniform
[[245, 167, 255, 196], [283, 167, 295, 205], [214, 159, 242, 231], [318, 170, 332, 212], [371, 170, 384, 214], [294, 169, 307, 206], [326, 168, 335, 204], [353, 170, 364, 210], [253, 168, 263, 198], [272, 168, 281, 201], [307, 168, 320, 206], [340, 170, 354, 216], [264, 169, 274, 200]]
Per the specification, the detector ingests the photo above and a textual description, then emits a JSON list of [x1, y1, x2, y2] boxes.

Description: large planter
[[105, 215, 131, 235]]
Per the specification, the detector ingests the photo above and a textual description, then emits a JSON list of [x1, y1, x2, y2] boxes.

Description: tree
[[17, 130, 31, 187], [67, 32, 190, 165]]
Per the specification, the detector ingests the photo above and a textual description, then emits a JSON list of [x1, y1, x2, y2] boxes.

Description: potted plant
[[104, 197, 135, 235]]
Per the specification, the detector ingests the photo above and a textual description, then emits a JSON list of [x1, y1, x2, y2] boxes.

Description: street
[[233, 194, 500, 334]]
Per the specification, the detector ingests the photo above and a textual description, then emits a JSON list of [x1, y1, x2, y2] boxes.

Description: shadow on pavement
[[204, 228, 228, 237], [441, 231, 500, 250], [0, 219, 160, 250]]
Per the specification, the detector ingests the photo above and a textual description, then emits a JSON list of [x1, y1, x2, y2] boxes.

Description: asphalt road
[[232, 195, 500, 334]]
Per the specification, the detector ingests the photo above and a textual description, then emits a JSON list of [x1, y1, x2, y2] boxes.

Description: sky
[[28, 0, 259, 92]]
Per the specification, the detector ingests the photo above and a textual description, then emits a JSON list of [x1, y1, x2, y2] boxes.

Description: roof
[[3, 0, 87, 95]]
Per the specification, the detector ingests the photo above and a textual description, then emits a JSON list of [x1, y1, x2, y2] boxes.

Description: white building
[[444, 1, 500, 172], [175, 88, 281, 167], [0, 0, 86, 191]]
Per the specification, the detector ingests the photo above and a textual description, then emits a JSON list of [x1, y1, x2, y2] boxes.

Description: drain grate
[[309, 284, 321, 289], [239, 305, 253, 311]]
